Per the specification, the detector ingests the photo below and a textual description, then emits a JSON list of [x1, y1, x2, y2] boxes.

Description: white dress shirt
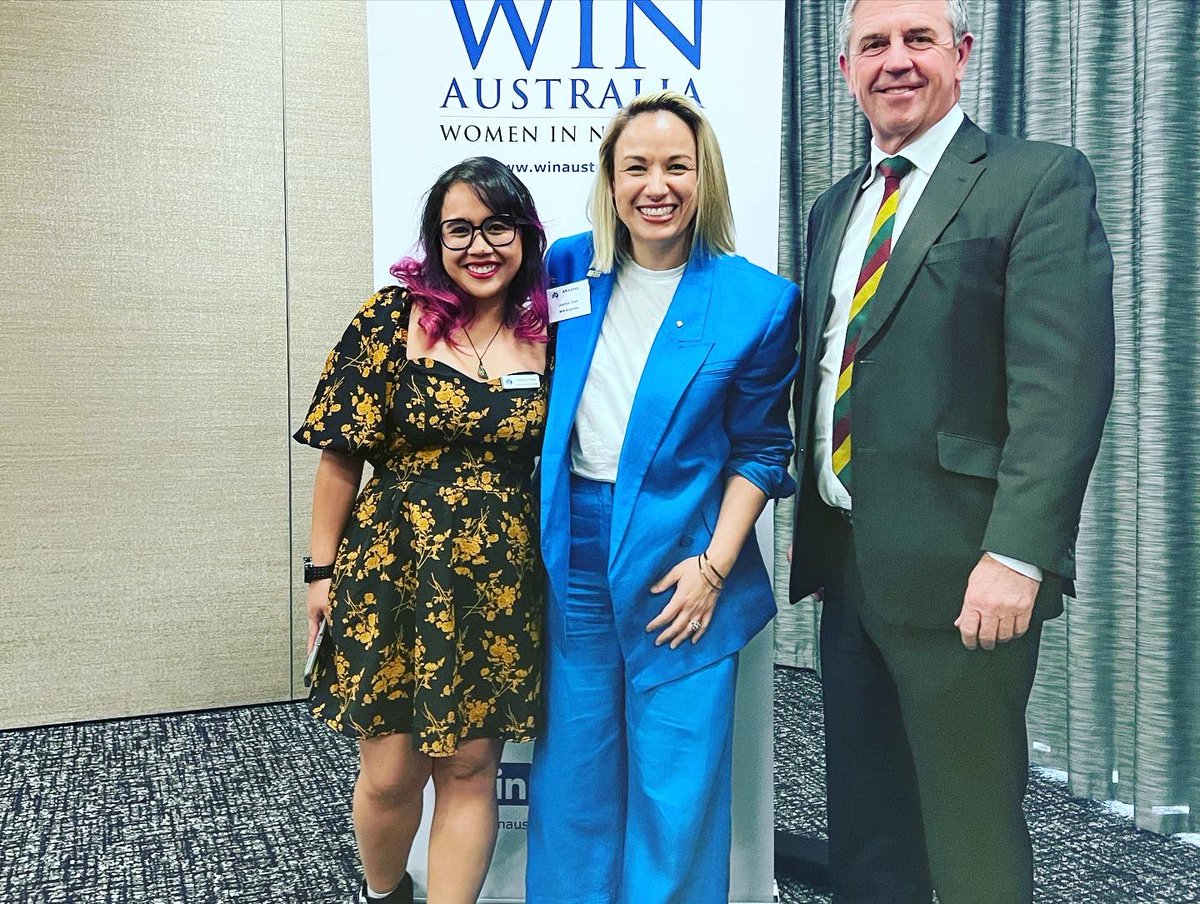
[[570, 258, 684, 482], [812, 104, 1040, 582]]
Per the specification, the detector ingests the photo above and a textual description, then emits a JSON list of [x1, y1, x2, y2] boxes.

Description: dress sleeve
[[292, 287, 406, 459]]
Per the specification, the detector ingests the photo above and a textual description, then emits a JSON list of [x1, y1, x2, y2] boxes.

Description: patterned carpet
[[1, 668, 1197, 903], [0, 703, 362, 903], [773, 666, 1200, 904]]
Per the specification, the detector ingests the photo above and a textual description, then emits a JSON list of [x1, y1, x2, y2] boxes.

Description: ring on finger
[[688, 619, 702, 632]]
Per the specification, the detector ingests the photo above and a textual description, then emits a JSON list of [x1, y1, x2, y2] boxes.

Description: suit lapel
[[806, 170, 864, 373], [857, 120, 987, 352], [543, 273, 613, 455], [608, 256, 716, 554], [540, 269, 614, 551], [797, 169, 863, 433]]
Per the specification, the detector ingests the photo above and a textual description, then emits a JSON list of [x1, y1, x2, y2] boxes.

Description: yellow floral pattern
[[294, 286, 546, 756]]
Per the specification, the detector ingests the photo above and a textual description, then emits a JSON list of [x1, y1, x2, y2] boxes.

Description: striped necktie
[[831, 155, 913, 492]]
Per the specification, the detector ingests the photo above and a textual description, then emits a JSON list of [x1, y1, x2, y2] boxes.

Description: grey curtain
[[773, 0, 1199, 836]]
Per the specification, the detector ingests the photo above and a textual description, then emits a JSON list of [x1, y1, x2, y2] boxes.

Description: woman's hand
[[646, 556, 721, 649], [643, 476, 768, 650], [306, 579, 332, 653], [305, 449, 363, 655]]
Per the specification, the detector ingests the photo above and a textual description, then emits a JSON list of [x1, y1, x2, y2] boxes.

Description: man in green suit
[[788, 1, 1114, 901]]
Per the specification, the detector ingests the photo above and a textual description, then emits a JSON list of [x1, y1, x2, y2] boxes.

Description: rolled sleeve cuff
[[725, 461, 797, 500]]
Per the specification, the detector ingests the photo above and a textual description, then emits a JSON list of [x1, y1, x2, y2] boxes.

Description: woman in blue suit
[[526, 91, 800, 904]]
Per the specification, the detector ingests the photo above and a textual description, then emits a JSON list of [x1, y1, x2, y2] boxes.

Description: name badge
[[548, 279, 591, 323], [501, 373, 542, 390]]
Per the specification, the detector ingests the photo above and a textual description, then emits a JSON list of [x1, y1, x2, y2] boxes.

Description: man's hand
[[954, 554, 1039, 650]]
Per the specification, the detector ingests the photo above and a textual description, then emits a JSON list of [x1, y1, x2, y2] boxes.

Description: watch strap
[[303, 556, 335, 583]]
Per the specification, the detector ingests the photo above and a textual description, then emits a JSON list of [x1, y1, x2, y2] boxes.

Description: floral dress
[[293, 286, 546, 755]]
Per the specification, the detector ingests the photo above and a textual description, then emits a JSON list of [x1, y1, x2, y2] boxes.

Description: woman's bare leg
[[354, 733, 432, 893], [426, 737, 504, 904]]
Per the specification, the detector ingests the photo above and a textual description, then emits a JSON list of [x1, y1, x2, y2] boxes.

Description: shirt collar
[[860, 104, 965, 189]]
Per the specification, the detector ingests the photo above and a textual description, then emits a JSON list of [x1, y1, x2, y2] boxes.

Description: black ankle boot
[[356, 873, 414, 904]]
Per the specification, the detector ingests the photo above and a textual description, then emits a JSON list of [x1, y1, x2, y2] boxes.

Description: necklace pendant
[[477, 363, 489, 380]]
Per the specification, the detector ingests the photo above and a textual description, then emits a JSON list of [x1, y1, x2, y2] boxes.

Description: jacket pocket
[[936, 431, 1003, 479], [693, 359, 739, 380], [924, 236, 1002, 265]]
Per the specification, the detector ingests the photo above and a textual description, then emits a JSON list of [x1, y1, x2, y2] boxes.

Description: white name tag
[[501, 373, 542, 390], [548, 279, 591, 323]]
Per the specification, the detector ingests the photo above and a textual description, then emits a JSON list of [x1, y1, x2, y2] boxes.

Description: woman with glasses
[[525, 91, 800, 904], [294, 156, 548, 904]]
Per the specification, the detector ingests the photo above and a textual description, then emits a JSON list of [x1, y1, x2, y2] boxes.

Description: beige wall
[[282, 1, 375, 699], [0, 1, 372, 727]]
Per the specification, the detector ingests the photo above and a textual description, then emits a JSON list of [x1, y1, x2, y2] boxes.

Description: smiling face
[[439, 180, 523, 309], [839, 0, 972, 153], [611, 109, 698, 270]]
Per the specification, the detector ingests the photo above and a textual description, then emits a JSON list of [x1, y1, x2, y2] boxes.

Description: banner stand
[[367, 3, 787, 900]]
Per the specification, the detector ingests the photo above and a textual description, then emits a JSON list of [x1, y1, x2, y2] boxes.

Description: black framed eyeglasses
[[439, 215, 519, 250]]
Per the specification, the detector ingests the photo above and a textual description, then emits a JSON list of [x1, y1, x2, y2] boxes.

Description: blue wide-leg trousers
[[526, 476, 738, 904]]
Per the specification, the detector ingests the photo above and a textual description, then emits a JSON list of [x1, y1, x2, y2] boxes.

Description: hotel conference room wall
[[0, 1, 372, 728]]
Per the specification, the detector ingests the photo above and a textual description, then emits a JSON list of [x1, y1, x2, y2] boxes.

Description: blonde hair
[[587, 90, 735, 273]]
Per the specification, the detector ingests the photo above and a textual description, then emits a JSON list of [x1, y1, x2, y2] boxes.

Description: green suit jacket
[[789, 117, 1115, 626]]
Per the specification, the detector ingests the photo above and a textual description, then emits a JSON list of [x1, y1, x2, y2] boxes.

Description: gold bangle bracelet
[[697, 555, 724, 592], [701, 551, 728, 583]]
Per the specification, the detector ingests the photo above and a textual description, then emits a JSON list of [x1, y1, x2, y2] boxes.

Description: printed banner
[[368, 0, 785, 279], [367, 2, 785, 900]]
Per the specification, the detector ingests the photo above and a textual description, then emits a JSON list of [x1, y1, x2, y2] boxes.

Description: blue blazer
[[541, 232, 801, 690]]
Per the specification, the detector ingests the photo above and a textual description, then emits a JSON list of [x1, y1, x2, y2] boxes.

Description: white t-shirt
[[570, 258, 685, 482]]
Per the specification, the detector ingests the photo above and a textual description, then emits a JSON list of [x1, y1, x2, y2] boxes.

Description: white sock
[[366, 883, 397, 900]]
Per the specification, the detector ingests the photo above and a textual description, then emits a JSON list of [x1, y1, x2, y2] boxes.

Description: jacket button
[[679, 535, 693, 546]]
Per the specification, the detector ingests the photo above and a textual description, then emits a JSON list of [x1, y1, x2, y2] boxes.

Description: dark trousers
[[818, 511, 1042, 904]]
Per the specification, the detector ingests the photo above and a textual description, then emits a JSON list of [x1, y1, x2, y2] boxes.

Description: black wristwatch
[[303, 556, 335, 583]]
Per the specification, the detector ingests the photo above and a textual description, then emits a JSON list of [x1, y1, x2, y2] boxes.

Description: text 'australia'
[[441, 76, 703, 111]]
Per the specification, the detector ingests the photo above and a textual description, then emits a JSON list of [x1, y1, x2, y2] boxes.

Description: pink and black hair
[[390, 156, 549, 345]]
